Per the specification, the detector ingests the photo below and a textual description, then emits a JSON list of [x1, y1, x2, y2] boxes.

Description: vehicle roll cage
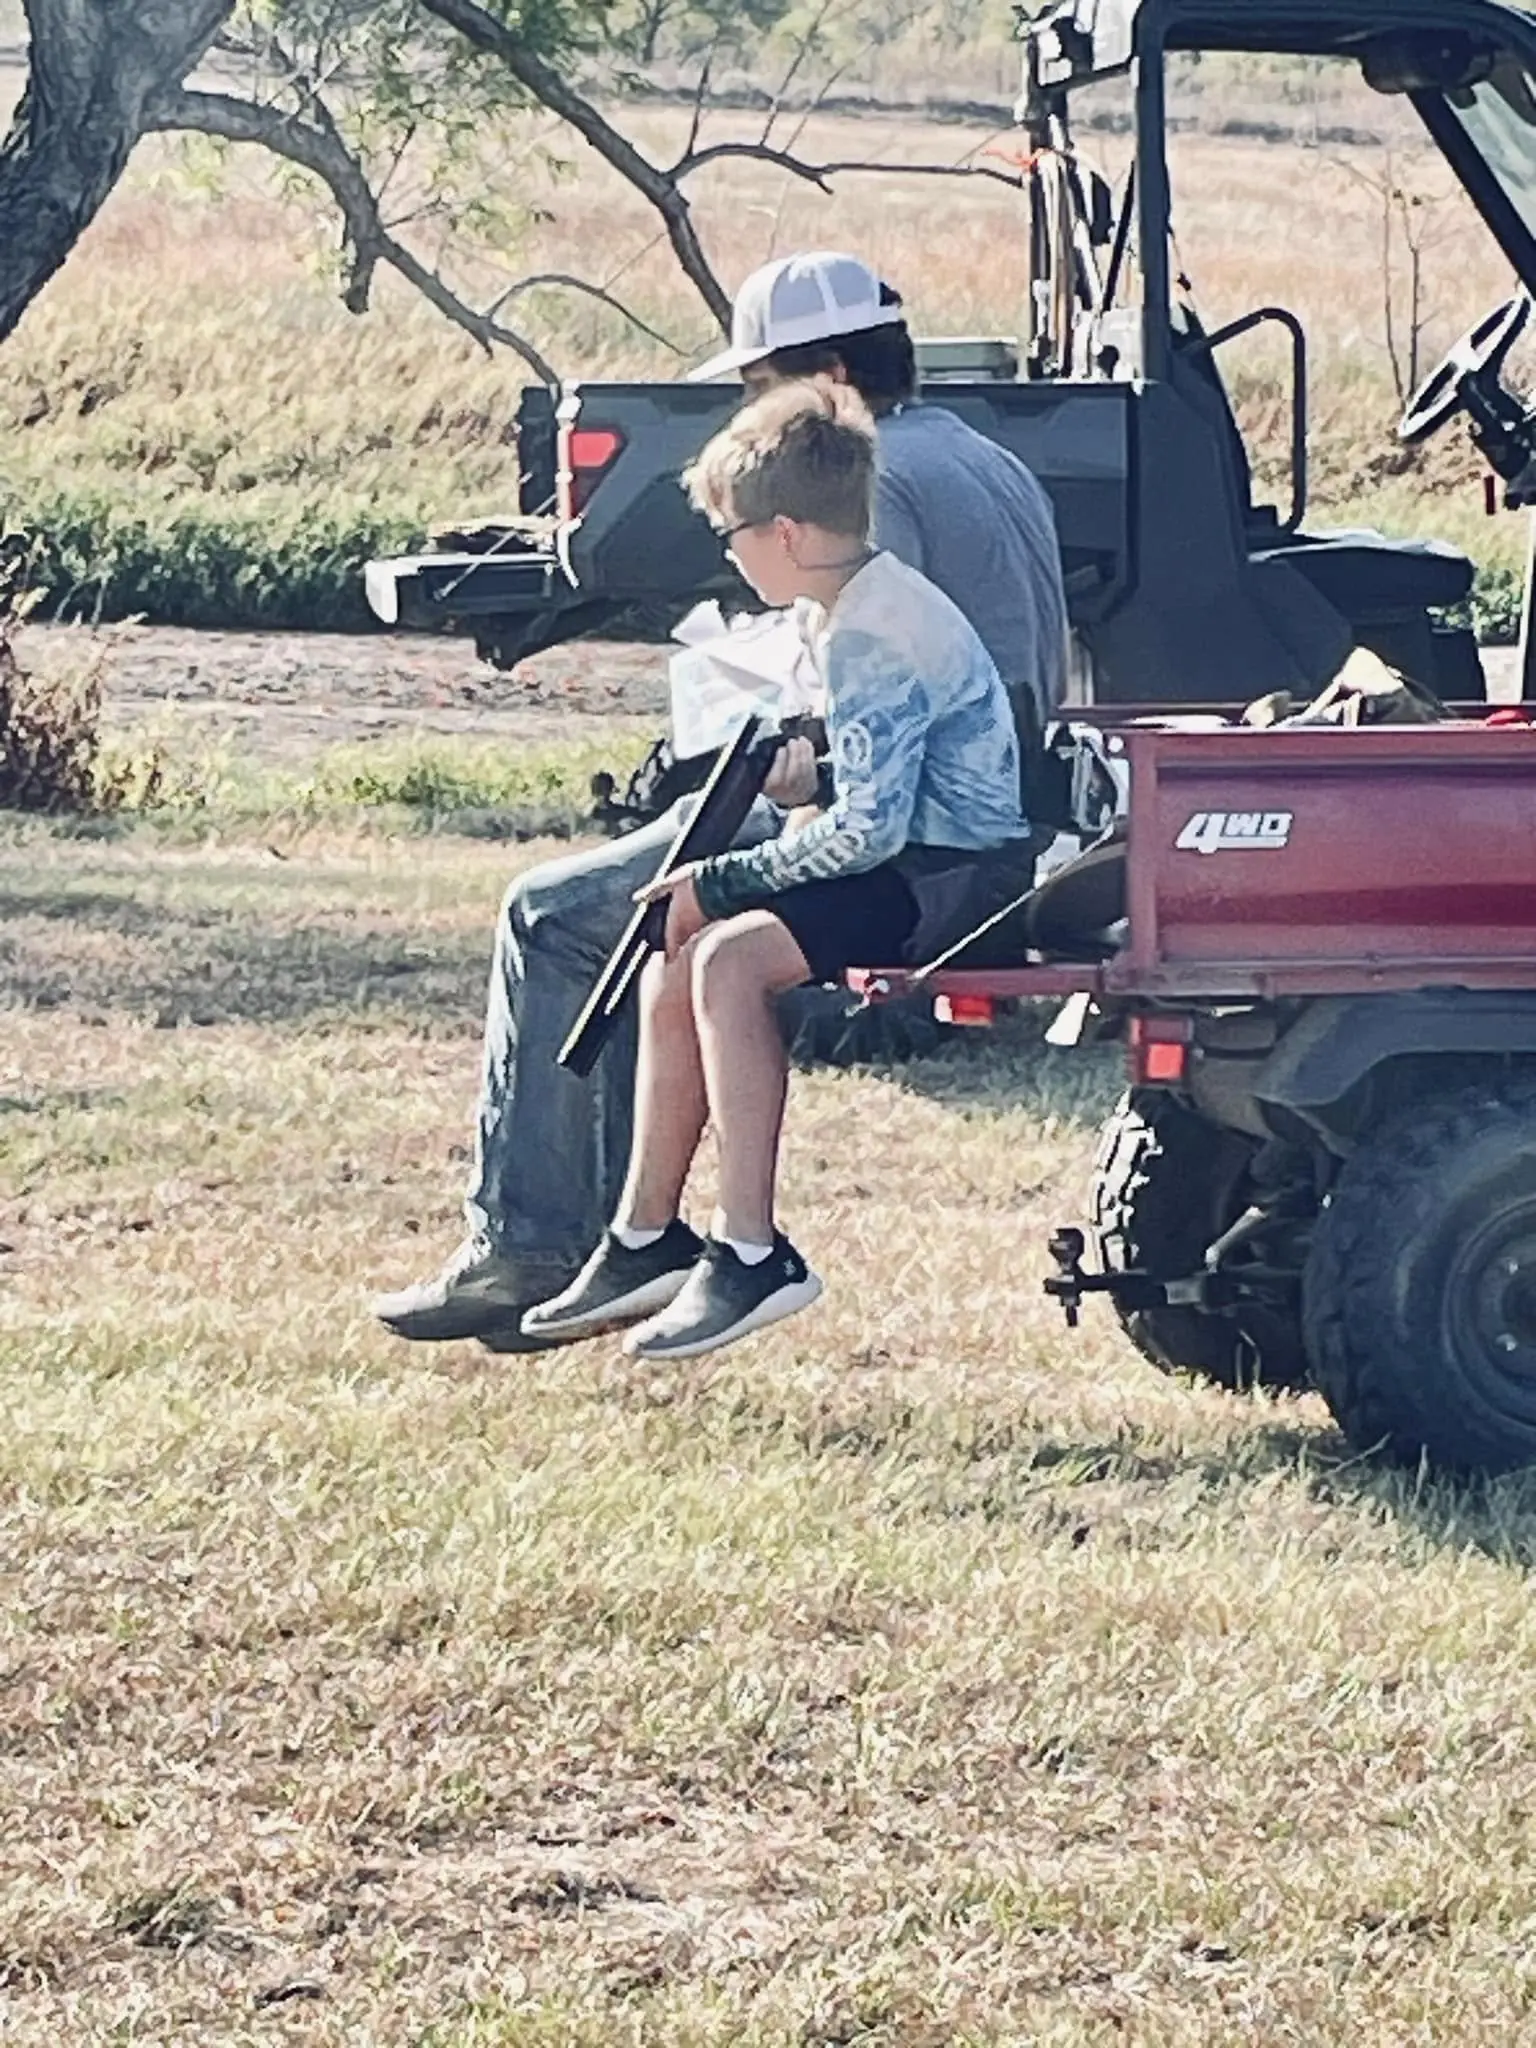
[[1017, 0, 1536, 383]]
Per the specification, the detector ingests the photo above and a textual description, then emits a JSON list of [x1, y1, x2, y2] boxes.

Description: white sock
[[614, 1222, 666, 1250], [711, 1210, 774, 1265], [716, 1212, 774, 1261]]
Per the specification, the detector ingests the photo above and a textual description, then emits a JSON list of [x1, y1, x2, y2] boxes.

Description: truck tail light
[[1128, 1012, 1192, 1086], [557, 425, 625, 523], [935, 992, 995, 1027]]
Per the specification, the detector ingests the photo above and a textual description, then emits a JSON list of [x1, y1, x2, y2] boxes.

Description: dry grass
[[7, 811, 1536, 2041], [5, 70, 1533, 606]]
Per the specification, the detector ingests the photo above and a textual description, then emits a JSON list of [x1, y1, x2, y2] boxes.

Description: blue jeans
[[464, 799, 779, 1284]]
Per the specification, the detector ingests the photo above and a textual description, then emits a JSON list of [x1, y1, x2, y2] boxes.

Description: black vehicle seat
[[937, 834, 1129, 968], [1256, 528, 1479, 694], [1168, 304, 1476, 622], [1255, 530, 1474, 613], [1168, 304, 1258, 531], [1025, 834, 1128, 960]]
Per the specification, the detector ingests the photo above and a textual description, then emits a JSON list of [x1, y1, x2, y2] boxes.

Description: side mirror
[[1362, 30, 1496, 95]]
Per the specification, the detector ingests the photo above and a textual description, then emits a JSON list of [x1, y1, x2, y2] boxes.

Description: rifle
[[559, 713, 815, 1078]]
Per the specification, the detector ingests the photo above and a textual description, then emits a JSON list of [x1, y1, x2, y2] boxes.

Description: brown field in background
[[3, 67, 1528, 577]]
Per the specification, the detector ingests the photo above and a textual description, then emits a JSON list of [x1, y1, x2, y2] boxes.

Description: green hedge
[[0, 478, 430, 632], [1469, 562, 1523, 647], [0, 471, 1525, 643]]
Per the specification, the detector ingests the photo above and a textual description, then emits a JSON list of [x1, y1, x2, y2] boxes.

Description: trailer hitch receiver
[[1044, 1225, 1212, 1327], [1044, 1226, 1148, 1327]]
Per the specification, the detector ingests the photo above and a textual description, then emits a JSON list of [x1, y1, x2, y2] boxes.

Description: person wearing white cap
[[687, 251, 910, 382], [690, 251, 1067, 756], [372, 250, 1069, 1354]]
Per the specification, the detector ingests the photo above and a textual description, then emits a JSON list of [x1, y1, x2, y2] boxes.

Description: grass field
[[3, 60, 1533, 633], [8, 767, 1536, 2042]]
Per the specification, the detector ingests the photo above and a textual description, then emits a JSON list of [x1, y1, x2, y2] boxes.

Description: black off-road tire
[[1303, 1079, 1536, 1473], [1091, 1090, 1312, 1394]]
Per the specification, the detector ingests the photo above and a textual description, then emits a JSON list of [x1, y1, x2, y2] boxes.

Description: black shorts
[[762, 863, 918, 984]]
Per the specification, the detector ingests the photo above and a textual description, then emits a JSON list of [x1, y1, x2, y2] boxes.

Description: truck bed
[[855, 723, 1536, 1005]]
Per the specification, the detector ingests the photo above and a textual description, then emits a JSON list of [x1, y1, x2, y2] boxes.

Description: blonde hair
[[683, 379, 877, 541]]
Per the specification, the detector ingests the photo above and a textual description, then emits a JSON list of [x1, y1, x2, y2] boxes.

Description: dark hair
[[761, 289, 917, 414]]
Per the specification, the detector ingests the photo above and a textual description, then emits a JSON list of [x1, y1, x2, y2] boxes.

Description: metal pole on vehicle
[[1521, 509, 1536, 703]]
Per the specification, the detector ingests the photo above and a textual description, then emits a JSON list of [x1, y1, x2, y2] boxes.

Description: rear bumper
[[364, 546, 564, 628]]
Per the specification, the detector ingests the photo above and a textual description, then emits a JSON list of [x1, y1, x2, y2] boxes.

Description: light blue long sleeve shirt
[[694, 551, 1028, 919]]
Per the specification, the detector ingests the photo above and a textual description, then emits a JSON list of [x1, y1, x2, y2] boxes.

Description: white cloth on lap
[[668, 602, 822, 760]]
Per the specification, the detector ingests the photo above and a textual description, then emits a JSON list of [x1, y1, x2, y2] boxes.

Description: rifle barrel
[[557, 714, 777, 1078]]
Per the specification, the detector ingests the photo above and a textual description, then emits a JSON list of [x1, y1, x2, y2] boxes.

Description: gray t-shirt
[[873, 402, 1068, 720]]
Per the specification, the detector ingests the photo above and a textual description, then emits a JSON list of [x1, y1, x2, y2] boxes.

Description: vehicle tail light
[[557, 425, 625, 523], [1128, 1011, 1192, 1086], [935, 992, 996, 1028]]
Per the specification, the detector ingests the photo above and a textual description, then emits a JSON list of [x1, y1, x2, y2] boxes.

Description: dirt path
[[21, 621, 1526, 773], [21, 622, 670, 768]]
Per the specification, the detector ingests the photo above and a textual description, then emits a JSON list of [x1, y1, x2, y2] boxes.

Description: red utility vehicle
[[857, 717, 1536, 1475]]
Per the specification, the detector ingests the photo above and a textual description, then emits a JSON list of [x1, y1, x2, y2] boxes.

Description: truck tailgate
[[851, 722, 1536, 1007], [1119, 723, 1536, 996], [365, 530, 560, 628]]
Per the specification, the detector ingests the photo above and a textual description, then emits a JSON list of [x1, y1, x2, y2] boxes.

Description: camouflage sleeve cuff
[[694, 850, 776, 922]]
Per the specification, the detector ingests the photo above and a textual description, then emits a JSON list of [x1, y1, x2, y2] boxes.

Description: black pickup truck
[[365, 0, 1536, 710]]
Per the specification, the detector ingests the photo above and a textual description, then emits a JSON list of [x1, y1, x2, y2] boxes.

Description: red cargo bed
[[852, 723, 1536, 1006]]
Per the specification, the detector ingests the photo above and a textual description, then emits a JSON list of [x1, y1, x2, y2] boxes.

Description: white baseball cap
[[687, 251, 903, 382]]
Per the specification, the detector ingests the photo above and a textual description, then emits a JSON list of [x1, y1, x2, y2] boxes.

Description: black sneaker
[[520, 1221, 704, 1342], [372, 1237, 572, 1345], [624, 1234, 822, 1360]]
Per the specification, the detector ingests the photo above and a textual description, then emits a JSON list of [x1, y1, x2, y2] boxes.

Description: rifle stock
[[558, 713, 788, 1078]]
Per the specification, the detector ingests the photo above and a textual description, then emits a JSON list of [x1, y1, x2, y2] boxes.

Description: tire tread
[[1304, 1076, 1536, 1471], [1091, 1090, 1311, 1393]]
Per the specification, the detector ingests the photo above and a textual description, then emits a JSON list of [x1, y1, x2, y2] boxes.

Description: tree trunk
[[0, 0, 234, 345]]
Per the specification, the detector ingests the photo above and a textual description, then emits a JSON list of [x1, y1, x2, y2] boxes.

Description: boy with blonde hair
[[521, 381, 1031, 1359]]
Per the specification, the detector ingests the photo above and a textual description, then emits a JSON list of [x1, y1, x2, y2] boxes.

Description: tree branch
[[23, 0, 236, 103], [774, 0, 934, 164], [675, 139, 831, 192], [682, 29, 720, 165], [485, 272, 689, 357], [412, 0, 730, 329], [0, 0, 236, 344], [146, 86, 559, 385], [670, 139, 1021, 193], [760, 0, 835, 147]]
